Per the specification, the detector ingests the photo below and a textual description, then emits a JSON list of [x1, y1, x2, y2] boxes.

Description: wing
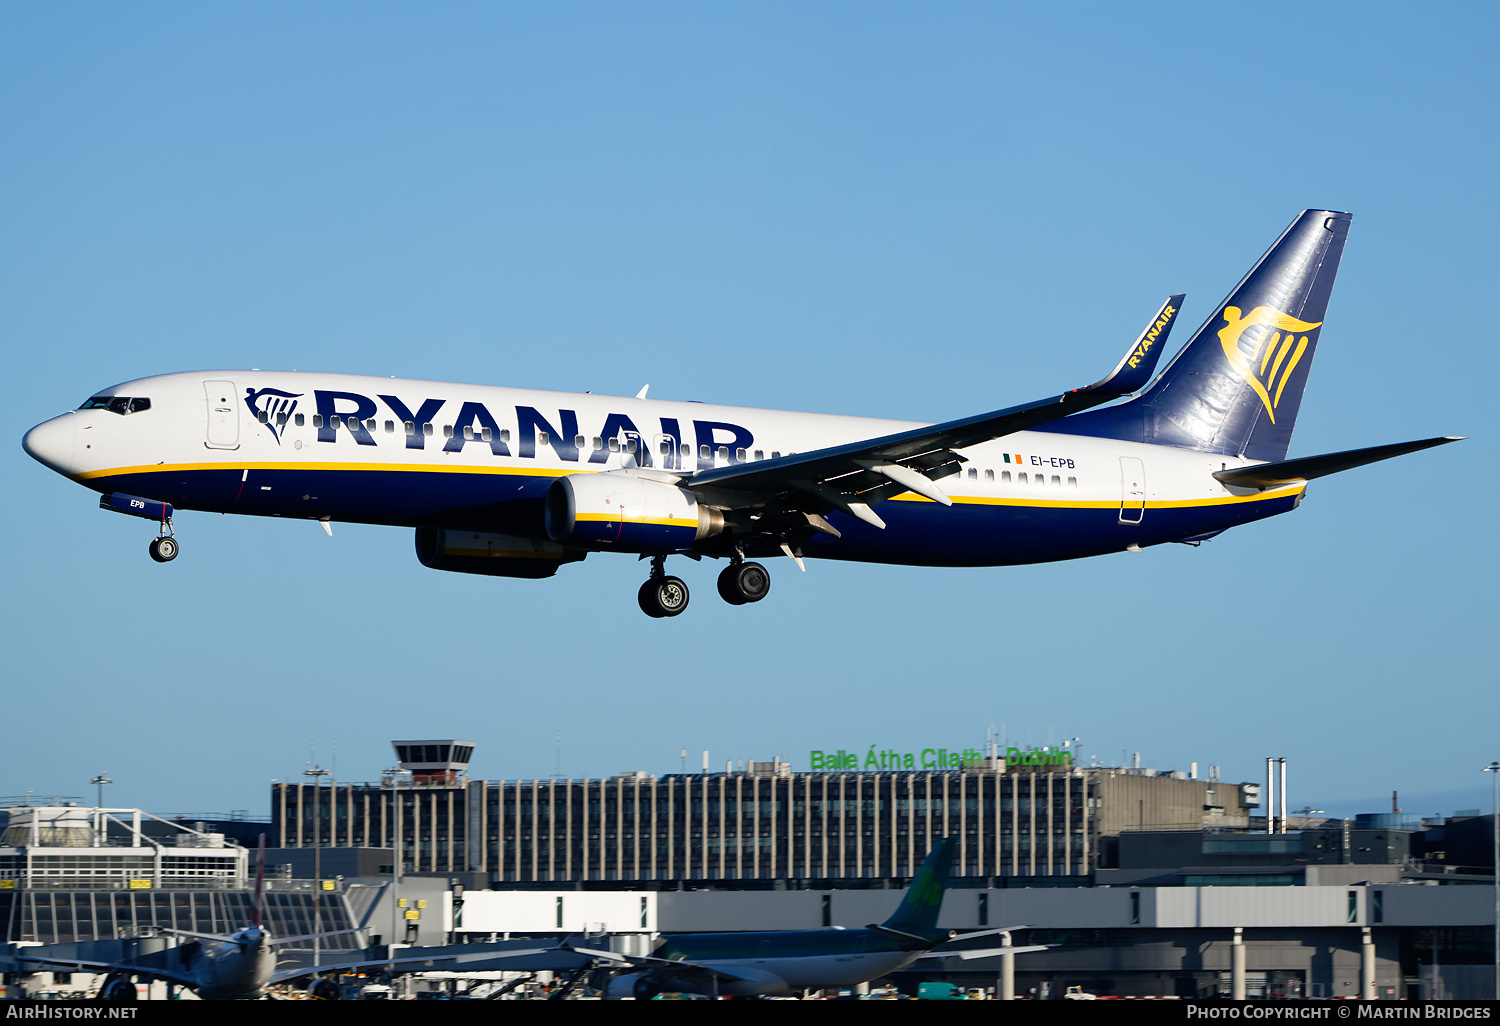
[[686, 296, 1184, 535], [565, 945, 768, 987], [12, 953, 200, 989], [916, 943, 1053, 962], [267, 947, 567, 985]]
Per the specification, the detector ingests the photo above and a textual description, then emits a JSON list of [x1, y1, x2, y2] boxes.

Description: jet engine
[[544, 473, 724, 552], [306, 978, 342, 1000], [414, 528, 585, 579], [98, 977, 139, 1001]]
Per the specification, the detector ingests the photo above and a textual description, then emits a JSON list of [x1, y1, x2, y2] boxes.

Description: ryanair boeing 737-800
[[22, 210, 1458, 616]]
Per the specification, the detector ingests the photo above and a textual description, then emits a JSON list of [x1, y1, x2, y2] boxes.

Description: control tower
[[391, 740, 475, 786]]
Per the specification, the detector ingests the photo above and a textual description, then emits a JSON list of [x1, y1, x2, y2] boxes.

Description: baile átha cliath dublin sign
[[807, 746, 1074, 771]]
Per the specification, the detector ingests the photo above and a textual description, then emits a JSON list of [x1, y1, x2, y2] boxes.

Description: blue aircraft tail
[[880, 837, 958, 940], [1044, 210, 1352, 462]]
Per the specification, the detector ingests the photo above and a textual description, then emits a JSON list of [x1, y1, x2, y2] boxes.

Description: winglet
[[1081, 294, 1185, 397]]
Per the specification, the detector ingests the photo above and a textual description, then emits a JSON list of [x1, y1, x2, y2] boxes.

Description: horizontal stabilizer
[[1213, 436, 1462, 490]]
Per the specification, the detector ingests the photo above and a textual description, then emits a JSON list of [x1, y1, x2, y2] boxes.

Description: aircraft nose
[[22, 413, 77, 475]]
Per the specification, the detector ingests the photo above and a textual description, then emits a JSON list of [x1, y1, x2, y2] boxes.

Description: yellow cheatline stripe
[[890, 485, 1304, 509], [78, 463, 1303, 511], [574, 513, 697, 528], [76, 460, 583, 481]]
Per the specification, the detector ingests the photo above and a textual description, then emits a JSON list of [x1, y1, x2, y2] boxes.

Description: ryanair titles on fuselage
[[249, 385, 754, 472]]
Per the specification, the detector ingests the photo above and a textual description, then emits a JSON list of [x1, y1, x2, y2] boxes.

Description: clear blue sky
[[3, 2, 1494, 822]]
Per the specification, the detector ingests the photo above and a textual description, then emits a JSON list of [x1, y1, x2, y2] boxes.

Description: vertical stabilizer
[[881, 836, 958, 939], [1048, 210, 1351, 462]]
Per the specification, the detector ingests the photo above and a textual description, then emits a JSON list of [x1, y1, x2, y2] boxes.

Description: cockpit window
[[79, 396, 151, 415]]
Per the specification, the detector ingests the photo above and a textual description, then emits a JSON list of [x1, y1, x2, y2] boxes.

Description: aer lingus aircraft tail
[[1050, 209, 1352, 463], [877, 835, 959, 943]]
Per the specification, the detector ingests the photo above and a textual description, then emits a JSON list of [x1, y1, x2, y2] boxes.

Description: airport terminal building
[[271, 741, 1255, 887]]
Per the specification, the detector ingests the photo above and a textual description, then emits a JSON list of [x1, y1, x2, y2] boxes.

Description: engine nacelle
[[415, 528, 585, 579], [544, 473, 724, 552], [98, 977, 139, 1001], [306, 978, 342, 1000]]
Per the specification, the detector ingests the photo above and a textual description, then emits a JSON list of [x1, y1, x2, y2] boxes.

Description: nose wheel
[[717, 561, 770, 605], [148, 525, 179, 563]]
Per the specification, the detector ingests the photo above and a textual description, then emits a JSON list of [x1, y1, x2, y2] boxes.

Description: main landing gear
[[637, 555, 772, 617], [717, 560, 770, 605], [638, 556, 690, 618]]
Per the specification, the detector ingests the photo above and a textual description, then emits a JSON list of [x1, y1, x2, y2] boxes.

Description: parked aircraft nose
[[22, 413, 77, 475]]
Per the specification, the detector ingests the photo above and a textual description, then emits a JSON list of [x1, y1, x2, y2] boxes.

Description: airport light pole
[[304, 766, 329, 968], [89, 773, 111, 846], [386, 768, 403, 977], [1485, 762, 1500, 1001], [89, 772, 111, 808]]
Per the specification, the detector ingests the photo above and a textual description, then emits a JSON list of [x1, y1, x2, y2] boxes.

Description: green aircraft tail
[[881, 837, 958, 940]]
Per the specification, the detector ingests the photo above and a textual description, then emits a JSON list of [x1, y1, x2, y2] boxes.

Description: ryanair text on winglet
[[1127, 304, 1176, 369]]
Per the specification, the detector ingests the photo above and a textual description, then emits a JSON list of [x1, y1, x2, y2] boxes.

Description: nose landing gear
[[148, 534, 179, 563]]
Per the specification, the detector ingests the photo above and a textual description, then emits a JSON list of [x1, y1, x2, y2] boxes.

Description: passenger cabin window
[[482, 427, 493, 442], [79, 396, 151, 415], [385, 420, 395, 433], [754, 450, 765, 460], [1050, 475, 1061, 486], [1067, 476, 1078, 488], [295, 413, 306, 427], [257, 410, 269, 423], [1018, 472, 1027, 484], [985, 469, 994, 482], [575, 434, 587, 449], [609, 437, 621, 452], [404, 420, 415, 434], [967, 468, 977, 480], [312, 414, 324, 428], [699, 444, 711, 459], [659, 439, 671, 456], [1002, 470, 1011, 482]]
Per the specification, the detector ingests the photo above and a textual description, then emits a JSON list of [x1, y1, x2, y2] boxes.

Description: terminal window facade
[[274, 768, 1094, 884]]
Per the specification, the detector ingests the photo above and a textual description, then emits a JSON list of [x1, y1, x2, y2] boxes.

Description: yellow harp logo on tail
[[1217, 306, 1322, 423]]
